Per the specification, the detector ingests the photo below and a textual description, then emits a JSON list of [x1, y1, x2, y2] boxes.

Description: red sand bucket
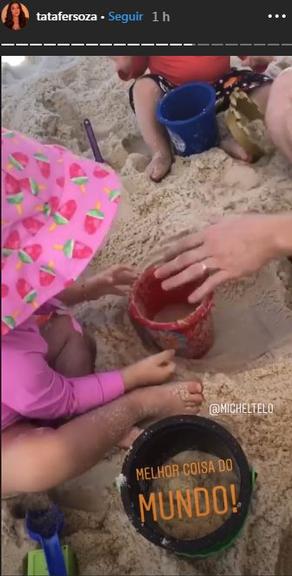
[[128, 267, 214, 359]]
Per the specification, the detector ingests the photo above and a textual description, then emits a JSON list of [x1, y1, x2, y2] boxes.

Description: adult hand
[[155, 214, 289, 303]]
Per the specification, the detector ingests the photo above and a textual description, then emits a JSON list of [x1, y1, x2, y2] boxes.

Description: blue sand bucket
[[157, 82, 218, 156]]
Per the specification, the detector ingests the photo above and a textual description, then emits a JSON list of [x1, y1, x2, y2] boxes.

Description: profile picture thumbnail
[[1, 2, 29, 31]]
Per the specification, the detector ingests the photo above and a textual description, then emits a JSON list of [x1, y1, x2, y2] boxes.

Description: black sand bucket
[[120, 416, 255, 558]]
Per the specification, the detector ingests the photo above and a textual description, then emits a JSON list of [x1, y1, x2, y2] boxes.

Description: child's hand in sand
[[87, 264, 138, 298], [155, 214, 292, 303], [122, 349, 177, 391]]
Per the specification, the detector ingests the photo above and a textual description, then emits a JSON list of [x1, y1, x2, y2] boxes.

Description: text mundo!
[[136, 458, 240, 523], [138, 483, 238, 524], [36, 12, 145, 24]]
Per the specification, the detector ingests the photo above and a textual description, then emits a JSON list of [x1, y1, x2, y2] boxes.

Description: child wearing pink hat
[[1, 129, 203, 495]]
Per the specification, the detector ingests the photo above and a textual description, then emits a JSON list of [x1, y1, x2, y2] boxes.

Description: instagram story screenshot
[[1, 2, 292, 575]]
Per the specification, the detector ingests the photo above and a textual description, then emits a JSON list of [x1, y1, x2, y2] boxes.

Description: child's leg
[[55, 332, 96, 377], [132, 77, 173, 182], [40, 315, 95, 376], [2, 380, 203, 494]]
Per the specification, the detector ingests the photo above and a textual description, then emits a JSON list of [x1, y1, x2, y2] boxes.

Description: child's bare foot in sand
[[132, 379, 203, 423], [122, 349, 176, 391], [220, 135, 252, 162], [118, 380, 203, 448], [146, 150, 173, 182], [132, 77, 173, 182]]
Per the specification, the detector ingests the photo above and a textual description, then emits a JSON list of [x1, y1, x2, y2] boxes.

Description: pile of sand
[[2, 56, 292, 576]]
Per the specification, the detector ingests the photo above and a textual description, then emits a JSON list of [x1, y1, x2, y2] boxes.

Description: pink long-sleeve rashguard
[[1, 317, 124, 430], [1, 128, 125, 432]]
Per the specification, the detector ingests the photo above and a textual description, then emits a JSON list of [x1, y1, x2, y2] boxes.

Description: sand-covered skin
[[2, 56, 292, 576]]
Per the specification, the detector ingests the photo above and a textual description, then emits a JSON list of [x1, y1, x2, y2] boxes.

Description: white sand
[[2, 56, 292, 576]]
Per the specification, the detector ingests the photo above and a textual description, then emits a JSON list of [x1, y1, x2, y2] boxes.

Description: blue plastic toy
[[157, 82, 218, 157], [26, 505, 67, 576]]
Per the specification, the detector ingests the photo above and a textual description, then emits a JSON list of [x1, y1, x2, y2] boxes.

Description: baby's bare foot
[[118, 380, 203, 448], [131, 380, 203, 422], [221, 135, 252, 162], [146, 151, 173, 182], [122, 350, 176, 392]]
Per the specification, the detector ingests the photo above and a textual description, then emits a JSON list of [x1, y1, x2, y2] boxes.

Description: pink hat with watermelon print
[[1, 128, 122, 336]]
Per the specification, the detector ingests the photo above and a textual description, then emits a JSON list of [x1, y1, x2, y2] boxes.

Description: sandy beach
[[2, 56, 292, 575]]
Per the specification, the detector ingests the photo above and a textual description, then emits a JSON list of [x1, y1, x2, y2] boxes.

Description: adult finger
[[159, 231, 205, 264], [161, 262, 208, 291], [155, 247, 208, 281], [145, 229, 196, 267], [188, 270, 230, 303]]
